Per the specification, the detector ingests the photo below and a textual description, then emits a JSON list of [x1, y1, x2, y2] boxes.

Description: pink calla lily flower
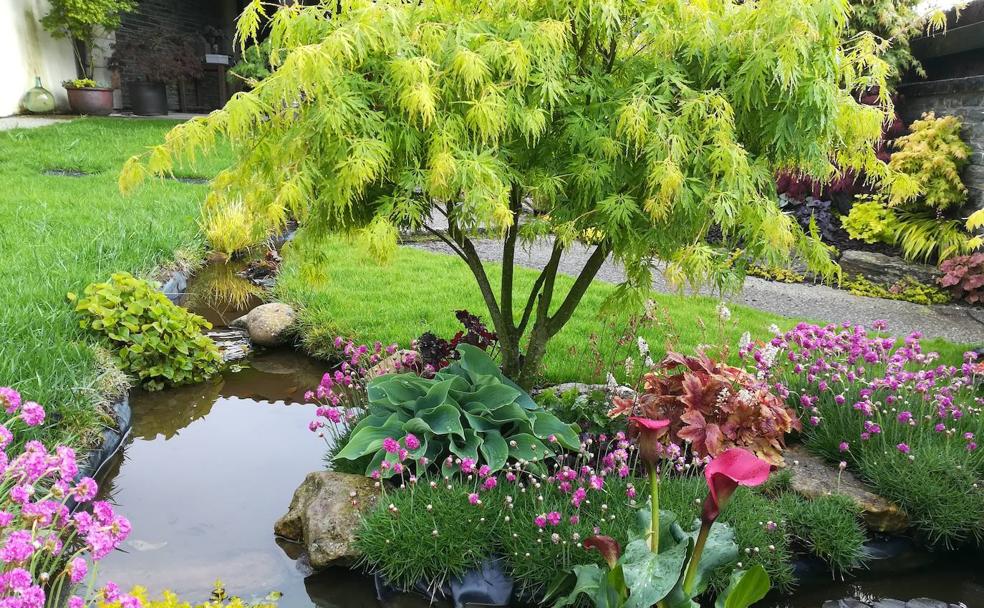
[[628, 416, 670, 465], [701, 447, 771, 523], [584, 535, 622, 569]]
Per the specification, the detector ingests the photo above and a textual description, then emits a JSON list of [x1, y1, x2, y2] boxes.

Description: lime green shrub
[[841, 197, 896, 244], [889, 113, 971, 212], [69, 272, 222, 391]]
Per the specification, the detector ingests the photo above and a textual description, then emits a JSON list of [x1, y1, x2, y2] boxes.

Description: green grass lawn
[[0, 117, 228, 445], [276, 232, 974, 383]]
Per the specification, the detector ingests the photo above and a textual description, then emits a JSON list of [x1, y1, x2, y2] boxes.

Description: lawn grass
[[276, 232, 973, 383], [0, 117, 228, 445]]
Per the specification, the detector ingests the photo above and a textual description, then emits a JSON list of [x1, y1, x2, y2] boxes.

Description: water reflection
[[94, 350, 335, 606]]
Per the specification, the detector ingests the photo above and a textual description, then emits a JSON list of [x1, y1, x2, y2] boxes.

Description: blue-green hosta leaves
[[335, 345, 578, 477]]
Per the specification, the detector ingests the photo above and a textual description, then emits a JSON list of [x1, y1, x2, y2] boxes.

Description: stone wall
[[113, 0, 237, 111], [897, 76, 984, 217]]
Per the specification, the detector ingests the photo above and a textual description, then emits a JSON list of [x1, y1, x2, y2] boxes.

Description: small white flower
[[716, 302, 731, 321]]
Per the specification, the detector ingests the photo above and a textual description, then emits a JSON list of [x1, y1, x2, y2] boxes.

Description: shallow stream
[[91, 260, 982, 608]]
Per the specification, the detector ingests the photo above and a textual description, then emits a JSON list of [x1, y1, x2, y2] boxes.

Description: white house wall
[[0, 0, 80, 116]]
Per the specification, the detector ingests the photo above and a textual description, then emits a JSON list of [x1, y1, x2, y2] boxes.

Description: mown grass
[[276, 232, 972, 383], [0, 117, 228, 445]]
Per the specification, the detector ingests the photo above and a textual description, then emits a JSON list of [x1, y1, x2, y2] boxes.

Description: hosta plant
[[609, 352, 799, 465], [332, 345, 580, 477], [553, 448, 772, 608], [69, 272, 222, 391], [939, 253, 984, 304]]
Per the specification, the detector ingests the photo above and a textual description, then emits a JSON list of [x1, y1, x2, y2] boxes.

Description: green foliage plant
[[745, 265, 805, 284], [63, 78, 99, 89], [333, 344, 580, 476], [780, 493, 867, 575], [841, 196, 896, 244], [69, 272, 223, 391], [121, 0, 916, 388], [536, 386, 621, 435], [228, 41, 273, 88], [890, 209, 977, 263], [842, 274, 950, 305], [41, 0, 137, 81], [889, 113, 971, 212]]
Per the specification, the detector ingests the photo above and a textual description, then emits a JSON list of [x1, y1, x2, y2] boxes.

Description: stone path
[[407, 237, 984, 345], [0, 115, 73, 131]]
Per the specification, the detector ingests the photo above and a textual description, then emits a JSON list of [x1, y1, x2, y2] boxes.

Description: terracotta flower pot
[[65, 87, 114, 116]]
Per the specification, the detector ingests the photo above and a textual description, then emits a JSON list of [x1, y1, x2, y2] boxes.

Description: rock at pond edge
[[230, 302, 296, 347], [786, 445, 909, 534], [274, 471, 380, 569]]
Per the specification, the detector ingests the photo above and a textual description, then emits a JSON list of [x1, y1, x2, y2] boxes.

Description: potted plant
[[40, 0, 136, 115], [111, 33, 205, 116]]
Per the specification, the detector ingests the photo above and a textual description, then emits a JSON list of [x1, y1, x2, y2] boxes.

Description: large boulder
[[274, 471, 380, 569], [231, 302, 296, 347], [838, 250, 941, 288], [786, 445, 909, 533]]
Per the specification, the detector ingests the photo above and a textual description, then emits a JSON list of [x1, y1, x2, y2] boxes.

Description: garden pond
[[89, 260, 984, 608]]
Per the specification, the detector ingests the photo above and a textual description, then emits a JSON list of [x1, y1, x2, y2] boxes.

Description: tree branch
[[547, 242, 610, 336], [423, 223, 467, 263], [500, 185, 522, 331], [517, 240, 563, 337]]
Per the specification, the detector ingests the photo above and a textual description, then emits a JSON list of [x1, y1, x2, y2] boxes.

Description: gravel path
[[408, 237, 984, 344]]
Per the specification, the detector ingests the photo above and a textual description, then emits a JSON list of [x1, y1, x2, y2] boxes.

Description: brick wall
[[114, 0, 236, 111]]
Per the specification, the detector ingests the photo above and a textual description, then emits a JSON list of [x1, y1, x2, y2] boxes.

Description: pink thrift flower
[[482, 477, 497, 490], [382, 438, 400, 454], [0, 387, 21, 413], [404, 433, 421, 450], [19, 402, 44, 426], [896, 443, 910, 454], [546, 511, 561, 526], [68, 557, 88, 584], [534, 515, 547, 528], [838, 441, 849, 452], [468, 493, 480, 505], [68, 597, 84, 608]]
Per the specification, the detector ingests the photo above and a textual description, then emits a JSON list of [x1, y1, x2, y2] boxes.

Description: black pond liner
[[44, 168, 90, 177], [375, 557, 514, 608]]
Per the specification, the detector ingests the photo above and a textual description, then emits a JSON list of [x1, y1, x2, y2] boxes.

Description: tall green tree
[[122, 0, 916, 387]]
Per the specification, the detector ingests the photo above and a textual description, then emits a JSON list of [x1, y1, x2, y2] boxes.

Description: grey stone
[[274, 471, 381, 569], [368, 349, 419, 377], [230, 302, 296, 347], [786, 445, 909, 533], [838, 250, 942, 288], [205, 328, 251, 362], [822, 600, 870, 608], [535, 382, 636, 401], [872, 600, 907, 608]]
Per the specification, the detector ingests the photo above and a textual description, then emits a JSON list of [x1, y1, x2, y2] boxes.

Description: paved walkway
[[0, 115, 73, 131], [408, 237, 984, 345]]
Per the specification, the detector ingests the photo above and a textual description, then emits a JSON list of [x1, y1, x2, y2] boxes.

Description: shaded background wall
[[0, 0, 78, 116], [898, 0, 984, 216]]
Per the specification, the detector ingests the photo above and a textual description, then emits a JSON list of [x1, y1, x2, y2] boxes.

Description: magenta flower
[[468, 493, 480, 505], [382, 437, 400, 454], [0, 387, 21, 413], [404, 433, 421, 450], [546, 511, 561, 526], [896, 443, 910, 454], [628, 416, 670, 465], [19, 402, 44, 426], [838, 441, 849, 452], [701, 448, 771, 524], [534, 515, 547, 528]]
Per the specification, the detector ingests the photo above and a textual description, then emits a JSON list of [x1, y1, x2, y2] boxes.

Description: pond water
[[91, 260, 980, 608]]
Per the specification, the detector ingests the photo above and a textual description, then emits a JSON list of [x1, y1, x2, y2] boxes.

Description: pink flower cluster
[[743, 322, 982, 463], [305, 337, 401, 441], [0, 388, 136, 608]]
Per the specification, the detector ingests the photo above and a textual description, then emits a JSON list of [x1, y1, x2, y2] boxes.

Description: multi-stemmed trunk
[[426, 185, 610, 389]]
